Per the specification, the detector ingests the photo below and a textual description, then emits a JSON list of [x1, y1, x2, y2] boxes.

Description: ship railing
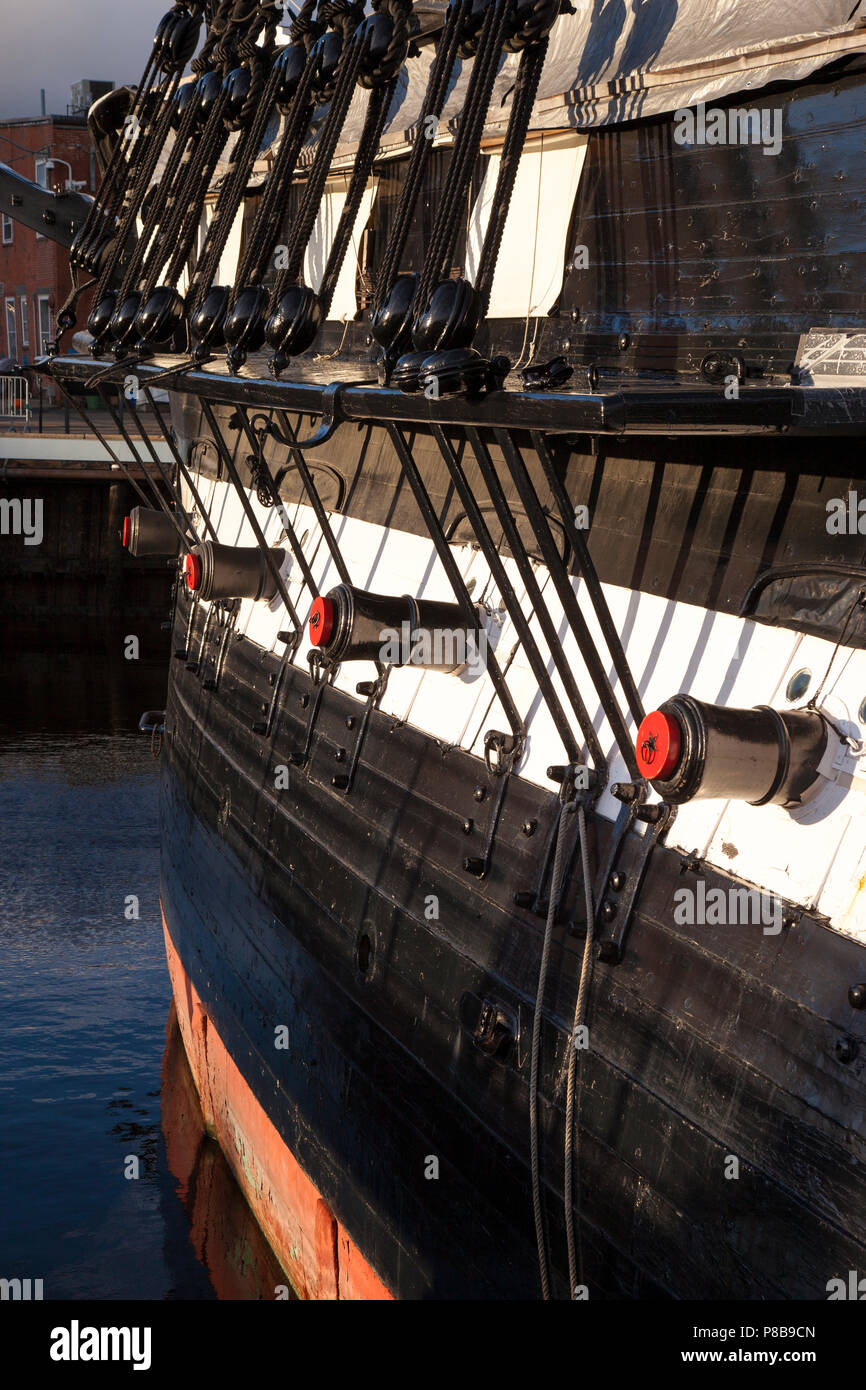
[[42, 356, 639, 797], [39, 352, 865, 809]]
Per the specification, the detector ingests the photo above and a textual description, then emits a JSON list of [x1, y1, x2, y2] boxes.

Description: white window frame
[[36, 293, 51, 354], [19, 295, 29, 348], [5, 297, 18, 360], [1, 215, 12, 245]]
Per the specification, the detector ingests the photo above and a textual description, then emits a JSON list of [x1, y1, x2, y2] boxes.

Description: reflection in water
[[0, 633, 290, 1300], [162, 1005, 294, 1300], [0, 618, 169, 738]]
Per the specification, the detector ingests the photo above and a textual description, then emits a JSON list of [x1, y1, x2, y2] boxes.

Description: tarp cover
[[532, 0, 866, 128], [306, 0, 866, 159]]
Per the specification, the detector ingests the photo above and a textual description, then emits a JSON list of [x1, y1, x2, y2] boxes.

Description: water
[[0, 625, 285, 1299]]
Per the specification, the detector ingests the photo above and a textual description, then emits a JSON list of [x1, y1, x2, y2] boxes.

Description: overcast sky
[[0, 1, 170, 119]]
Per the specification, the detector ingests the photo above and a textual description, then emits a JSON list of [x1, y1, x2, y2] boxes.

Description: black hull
[[23, 0, 866, 1305], [161, 591, 866, 1299]]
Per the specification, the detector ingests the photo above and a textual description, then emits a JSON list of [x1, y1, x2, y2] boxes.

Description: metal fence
[[0, 374, 30, 423]]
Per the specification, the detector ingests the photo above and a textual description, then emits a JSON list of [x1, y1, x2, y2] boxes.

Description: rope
[[564, 801, 595, 1299], [313, 314, 350, 358], [112, 6, 239, 302], [182, 21, 283, 308], [114, 77, 206, 305], [530, 793, 576, 1301], [85, 0, 266, 334], [85, 1, 213, 304], [230, 4, 321, 292], [70, 15, 171, 274], [316, 75, 395, 317], [374, 0, 471, 307], [192, 0, 235, 76], [259, 0, 409, 340], [141, 3, 251, 293], [268, 9, 368, 301], [168, 84, 236, 298], [474, 35, 548, 314], [91, 71, 184, 311], [808, 586, 866, 710], [417, 0, 511, 306], [511, 135, 545, 369], [152, 0, 272, 306]]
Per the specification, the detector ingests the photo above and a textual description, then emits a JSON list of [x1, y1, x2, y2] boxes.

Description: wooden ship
[[4, 0, 866, 1297]]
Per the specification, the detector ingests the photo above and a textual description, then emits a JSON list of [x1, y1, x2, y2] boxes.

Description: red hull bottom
[[163, 910, 394, 1300]]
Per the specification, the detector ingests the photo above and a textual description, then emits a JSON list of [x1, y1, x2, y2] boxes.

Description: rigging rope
[[373, 0, 471, 307], [529, 785, 597, 1301], [70, 6, 181, 274], [529, 789, 575, 1301], [183, 5, 281, 309], [228, 0, 322, 292], [268, 4, 367, 300], [315, 78, 395, 318], [59, 4, 204, 333], [474, 34, 548, 313], [112, 78, 207, 307], [90, 70, 185, 313], [565, 801, 595, 1299], [416, 0, 511, 307], [245, 0, 410, 369], [129, 0, 274, 313]]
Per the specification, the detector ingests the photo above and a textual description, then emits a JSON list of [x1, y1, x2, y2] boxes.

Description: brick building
[[0, 88, 110, 370]]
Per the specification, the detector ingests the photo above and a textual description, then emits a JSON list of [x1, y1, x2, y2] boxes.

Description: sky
[[0, 1, 170, 120]]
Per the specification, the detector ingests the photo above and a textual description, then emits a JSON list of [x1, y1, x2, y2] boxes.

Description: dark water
[[0, 624, 286, 1300]]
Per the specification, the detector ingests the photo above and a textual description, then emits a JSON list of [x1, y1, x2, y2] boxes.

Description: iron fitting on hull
[[185, 540, 285, 602], [309, 583, 483, 673], [123, 506, 181, 558], [637, 695, 829, 807]]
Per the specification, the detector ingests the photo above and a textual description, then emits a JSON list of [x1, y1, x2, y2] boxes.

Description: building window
[[5, 297, 18, 361], [1, 215, 12, 245], [19, 295, 29, 348], [36, 293, 51, 353]]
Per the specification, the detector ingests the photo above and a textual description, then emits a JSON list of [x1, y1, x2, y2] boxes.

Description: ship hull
[[160, 594, 866, 1299], [162, 915, 392, 1300]]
